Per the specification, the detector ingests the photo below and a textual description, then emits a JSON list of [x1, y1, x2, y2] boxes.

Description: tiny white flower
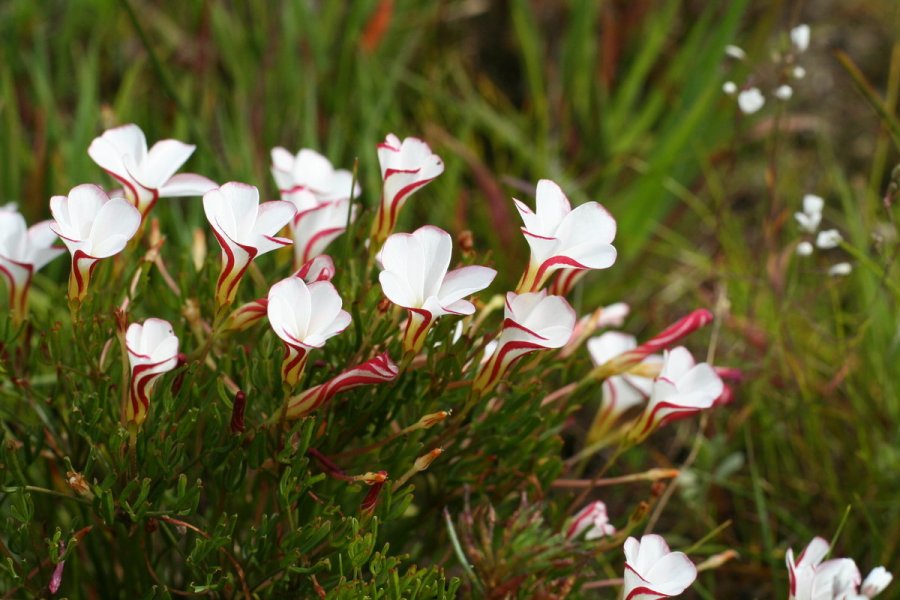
[[791, 24, 811, 53], [793, 66, 807, 80], [722, 81, 738, 95], [775, 85, 794, 100], [796, 241, 814, 256], [567, 501, 616, 541], [737, 88, 765, 114], [860, 566, 893, 598], [816, 229, 843, 249], [795, 194, 824, 233], [828, 262, 852, 277], [724, 45, 746, 60]]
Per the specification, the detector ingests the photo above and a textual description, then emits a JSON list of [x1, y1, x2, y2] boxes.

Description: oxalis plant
[[0, 122, 892, 599]]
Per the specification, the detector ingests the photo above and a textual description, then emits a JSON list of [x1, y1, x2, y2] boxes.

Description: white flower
[[379, 225, 496, 354], [88, 124, 216, 216], [786, 537, 861, 600], [623, 534, 697, 600], [776, 85, 794, 100], [828, 262, 852, 277], [0, 209, 64, 321], [267, 277, 351, 387], [860, 567, 893, 598], [724, 45, 746, 60], [203, 182, 295, 306], [791, 24, 811, 53], [567, 501, 616, 540], [722, 81, 738, 95], [49, 184, 141, 301], [371, 134, 444, 242], [270, 147, 359, 203], [793, 66, 807, 79], [629, 346, 724, 440], [816, 229, 843, 249], [796, 241, 814, 256], [125, 318, 179, 425], [472, 291, 576, 396], [737, 88, 765, 114], [795, 194, 824, 233], [514, 179, 616, 293]]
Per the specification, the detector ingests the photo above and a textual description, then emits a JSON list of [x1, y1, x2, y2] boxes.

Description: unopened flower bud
[[230, 390, 246, 434], [413, 448, 442, 472], [191, 227, 207, 272], [418, 410, 449, 429], [66, 471, 93, 499]]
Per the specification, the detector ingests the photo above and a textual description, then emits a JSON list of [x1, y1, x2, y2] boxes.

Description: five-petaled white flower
[[791, 24, 811, 53], [371, 134, 444, 243], [49, 184, 141, 302], [0, 209, 64, 322], [567, 501, 616, 541], [88, 124, 216, 216], [379, 225, 496, 355], [266, 276, 351, 387], [271, 147, 360, 204], [737, 87, 765, 114], [795, 194, 824, 233], [816, 229, 843, 249], [125, 318, 180, 426], [514, 179, 616, 293], [586, 332, 662, 443], [472, 291, 576, 396], [203, 182, 295, 307], [623, 534, 697, 600], [285, 352, 399, 419], [628, 346, 723, 441]]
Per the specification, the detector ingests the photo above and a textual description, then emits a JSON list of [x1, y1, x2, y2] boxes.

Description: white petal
[[413, 226, 453, 299], [379, 270, 417, 308], [802, 194, 825, 215], [158, 173, 218, 197], [138, 140, 195, 189], [659, 347, 696, 381], [268, 277, 311, 342], [534, 179, 572, 232], [587, 332, 637, 366], [437, 265, 496, 306], [88, 198, 140, 258]]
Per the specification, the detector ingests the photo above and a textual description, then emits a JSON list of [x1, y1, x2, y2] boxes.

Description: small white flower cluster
[[722, 24, 811, 115], [794, 193, 852, 276]]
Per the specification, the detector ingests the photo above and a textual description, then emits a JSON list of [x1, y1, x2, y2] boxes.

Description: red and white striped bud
[[285, 353, 399, 419]]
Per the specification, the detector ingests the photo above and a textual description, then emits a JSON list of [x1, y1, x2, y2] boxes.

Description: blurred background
[[1, 0, 897, 596]]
